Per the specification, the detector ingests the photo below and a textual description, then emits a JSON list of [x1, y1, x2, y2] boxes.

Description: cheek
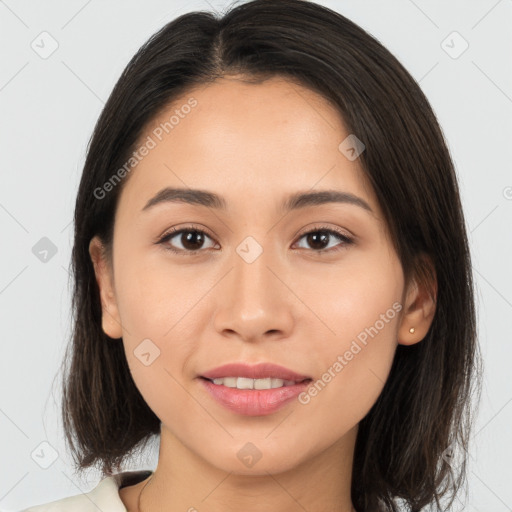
[[302, 248, 402, 340], [298, 251, 402, 409], [113, 247, 185, 338], [112, 250, 205, 412]]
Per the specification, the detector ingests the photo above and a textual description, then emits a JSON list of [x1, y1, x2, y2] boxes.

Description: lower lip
[[199, 377, 312, 416]]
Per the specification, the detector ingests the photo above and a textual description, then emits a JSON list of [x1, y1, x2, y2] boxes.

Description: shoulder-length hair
[[61, 1, 483, 510]]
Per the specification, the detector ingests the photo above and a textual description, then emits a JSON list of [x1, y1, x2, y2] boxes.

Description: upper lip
[[200, 362, 312, 382]]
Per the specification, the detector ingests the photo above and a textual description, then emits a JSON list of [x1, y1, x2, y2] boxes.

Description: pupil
[[182, 231, 204, 250], [308, 231, 329, 250]]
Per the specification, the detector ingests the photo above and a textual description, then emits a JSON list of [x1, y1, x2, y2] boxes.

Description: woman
[[22, 0, 482, 510]]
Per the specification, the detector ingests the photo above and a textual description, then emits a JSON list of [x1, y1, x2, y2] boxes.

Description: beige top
[[21, 470, 153, 512]]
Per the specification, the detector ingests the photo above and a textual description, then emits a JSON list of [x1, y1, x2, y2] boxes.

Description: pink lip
[[199, 378, 311, 416], [200, 362, 311, 381]]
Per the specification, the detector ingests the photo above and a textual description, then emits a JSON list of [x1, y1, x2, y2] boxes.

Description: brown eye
[[158, 228, 217, 254], [294, 227, 353, 254], [157, 225, 353, 256]]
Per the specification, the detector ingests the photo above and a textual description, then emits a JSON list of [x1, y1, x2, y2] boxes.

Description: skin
[[90, 75, 436, 512]]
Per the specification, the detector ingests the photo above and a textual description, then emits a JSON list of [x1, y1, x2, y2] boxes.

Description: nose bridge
[[213, 236, 294, 339], [232, 236, 280, 312]]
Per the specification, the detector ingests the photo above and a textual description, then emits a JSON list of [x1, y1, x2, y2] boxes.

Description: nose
[[212, 244, 295, 343]]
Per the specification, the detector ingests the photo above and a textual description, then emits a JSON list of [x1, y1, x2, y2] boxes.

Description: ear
[[89, 235, 123, 340], [398, 255, 437, 346]]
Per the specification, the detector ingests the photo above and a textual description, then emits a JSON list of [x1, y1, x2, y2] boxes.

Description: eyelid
[[156, 222, 216, 242], [294, 223, 354, 241]]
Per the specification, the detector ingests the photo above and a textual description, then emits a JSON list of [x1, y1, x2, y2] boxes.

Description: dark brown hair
[[60, 0, 483, 510]]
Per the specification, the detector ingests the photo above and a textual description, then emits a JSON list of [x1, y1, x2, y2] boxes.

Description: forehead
[[119, 75, 379, 217]]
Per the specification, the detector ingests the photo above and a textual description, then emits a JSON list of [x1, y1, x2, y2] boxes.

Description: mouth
[[200, 361, 313, 384], [199, 376, 313, 390], [198, 376, 314, 416]]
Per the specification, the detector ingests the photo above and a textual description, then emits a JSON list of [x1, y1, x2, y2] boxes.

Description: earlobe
[[398, 257, 437, 346], [88, 236, 123, 340]]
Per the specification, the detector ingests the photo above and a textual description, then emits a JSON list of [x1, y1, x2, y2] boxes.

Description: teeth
[[211, 377, 298, 389]]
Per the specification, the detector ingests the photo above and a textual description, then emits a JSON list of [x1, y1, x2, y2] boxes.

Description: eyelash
[[156, 224, 354, 257]]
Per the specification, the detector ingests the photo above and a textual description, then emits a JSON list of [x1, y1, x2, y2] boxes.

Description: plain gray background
[[1, 0, 511, 511]]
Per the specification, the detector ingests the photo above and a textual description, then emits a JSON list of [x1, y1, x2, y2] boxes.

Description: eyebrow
[[141, 187, 373, 214]]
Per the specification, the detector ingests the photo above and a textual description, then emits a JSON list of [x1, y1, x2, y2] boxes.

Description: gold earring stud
[[409, 327, 415, 334]]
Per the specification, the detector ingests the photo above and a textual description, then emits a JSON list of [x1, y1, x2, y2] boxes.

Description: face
[[90, 75, 433, 476]]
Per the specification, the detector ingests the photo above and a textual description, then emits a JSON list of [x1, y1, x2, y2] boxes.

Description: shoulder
[[20, 492, 104, 512], [19, 470, 153, 512]]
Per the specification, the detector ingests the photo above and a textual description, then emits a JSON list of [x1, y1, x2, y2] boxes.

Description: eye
[[157, 226, 217, 256], [156, 224, 354, 256], [293, 225, 354, 254]]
